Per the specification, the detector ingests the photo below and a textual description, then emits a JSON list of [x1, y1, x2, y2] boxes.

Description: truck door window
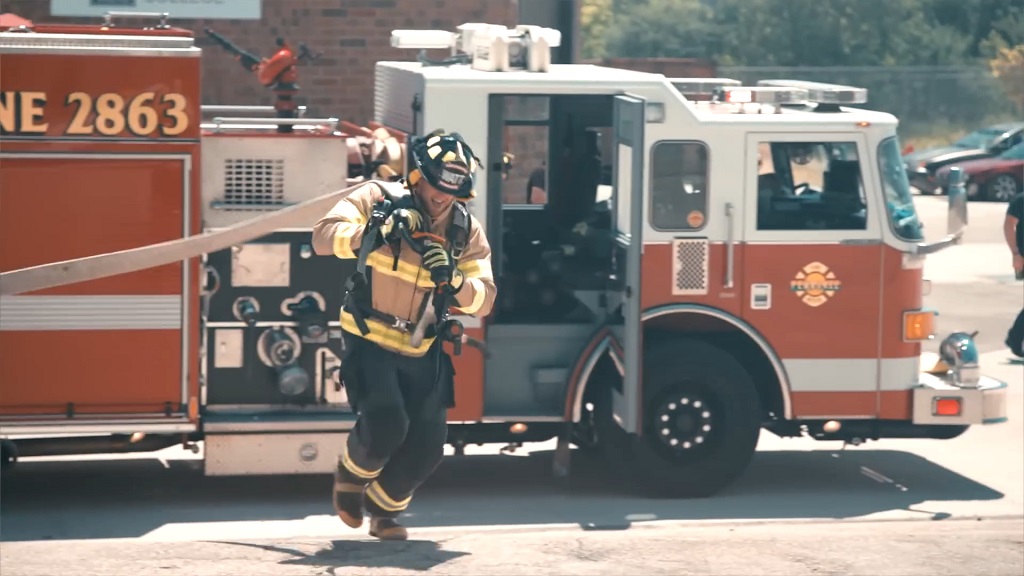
[[502, 96, 549, 206], [649, 141, 709, 231], [755, 141, 867, 231]]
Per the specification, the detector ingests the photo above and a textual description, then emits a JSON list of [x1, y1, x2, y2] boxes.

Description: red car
[[937, 141, 1024, 202]]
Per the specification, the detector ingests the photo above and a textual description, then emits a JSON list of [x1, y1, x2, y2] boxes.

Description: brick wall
[[5, 0, 519, 125]]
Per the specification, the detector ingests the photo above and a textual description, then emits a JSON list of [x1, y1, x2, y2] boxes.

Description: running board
[[0, 416, 196, 437]]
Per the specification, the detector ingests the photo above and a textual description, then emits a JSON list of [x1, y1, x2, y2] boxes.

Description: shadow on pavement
[[0, 445, 1005, 543], [210, 539, 467, 572]]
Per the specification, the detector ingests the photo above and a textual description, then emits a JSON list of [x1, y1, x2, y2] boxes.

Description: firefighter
[[311, 129, 496, 541]]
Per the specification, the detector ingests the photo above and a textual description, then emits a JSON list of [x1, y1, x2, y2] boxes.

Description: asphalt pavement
[[0, 193, 1022, 575], [2, 517, 1022, 576]]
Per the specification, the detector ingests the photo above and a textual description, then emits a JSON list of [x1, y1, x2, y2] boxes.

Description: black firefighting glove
[[382, 206, 425, 244], [422, 241, 462, 294]]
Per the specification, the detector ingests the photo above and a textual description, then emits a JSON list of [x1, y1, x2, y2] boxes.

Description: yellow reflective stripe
[[366, 480, 412, 512], [458, 258, 492, 280], [332, 222, 364, 259], [339, 444, 380, 480], [367, 251, 434, 288], [453, 277, 486, 315], [340, 310, 435, 357]]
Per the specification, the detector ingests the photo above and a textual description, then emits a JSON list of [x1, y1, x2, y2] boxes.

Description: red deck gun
[[205, 28, 321, 133]]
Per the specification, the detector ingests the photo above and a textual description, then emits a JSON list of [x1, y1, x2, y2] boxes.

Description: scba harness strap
[[342, 183, 471, 339]]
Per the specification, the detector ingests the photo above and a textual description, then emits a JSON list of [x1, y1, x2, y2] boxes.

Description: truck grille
[[221, 158, 285, 208], [672, 239, 709, 295]]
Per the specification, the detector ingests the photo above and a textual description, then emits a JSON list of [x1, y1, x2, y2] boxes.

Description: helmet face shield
[[411, 130, 479, 199]]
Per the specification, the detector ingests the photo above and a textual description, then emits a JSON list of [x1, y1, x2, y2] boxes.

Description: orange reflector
[[903, 310, 935, 341], [933, 397, 961, 417], [188, 395, 199, 421]]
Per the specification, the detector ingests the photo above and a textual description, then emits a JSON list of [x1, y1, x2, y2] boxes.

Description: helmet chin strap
[[409, 184, 437, 231]]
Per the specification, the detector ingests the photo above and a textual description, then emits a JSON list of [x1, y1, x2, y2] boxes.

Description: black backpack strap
[[342, 196, 393, 336], [447, 201, 471, 261]]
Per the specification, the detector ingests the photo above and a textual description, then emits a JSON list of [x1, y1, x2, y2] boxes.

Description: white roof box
[[391, 22, 561, 73]]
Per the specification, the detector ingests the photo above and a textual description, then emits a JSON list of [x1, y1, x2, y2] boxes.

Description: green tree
[[603, 0, 720, 59], [990, 44, 1024, 113], [580, 0, 614, 59], [710, 0, 970, 66]]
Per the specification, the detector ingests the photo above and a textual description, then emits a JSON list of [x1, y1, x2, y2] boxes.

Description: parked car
[[936, 141, 1024, 202], [903, 121, 1024, 194]]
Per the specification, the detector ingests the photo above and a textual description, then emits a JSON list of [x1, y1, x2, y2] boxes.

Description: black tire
[[596, 337, 762, 498], [985, 174, 1020, 202]]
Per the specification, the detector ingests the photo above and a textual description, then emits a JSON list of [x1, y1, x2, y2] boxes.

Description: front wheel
[[597, 338, 763, 498], [985, 175, 1019, 202]]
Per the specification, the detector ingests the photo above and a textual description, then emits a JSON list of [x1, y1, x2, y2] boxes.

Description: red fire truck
[[0, 16, 1008, 498]]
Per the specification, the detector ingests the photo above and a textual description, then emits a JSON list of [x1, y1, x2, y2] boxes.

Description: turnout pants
[[336, 337, 451, 519], [1008, 306, 1024, 357]]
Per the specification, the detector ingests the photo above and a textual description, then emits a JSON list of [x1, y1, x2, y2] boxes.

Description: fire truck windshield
[[878, 136, 924, 241]]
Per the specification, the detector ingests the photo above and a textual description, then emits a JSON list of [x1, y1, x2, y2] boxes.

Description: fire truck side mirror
[[945, 166, 968, 237]]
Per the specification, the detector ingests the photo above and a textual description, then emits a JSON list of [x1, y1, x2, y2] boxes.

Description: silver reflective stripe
[[0, 295, 182, 331], [0, 31, 200, 58]]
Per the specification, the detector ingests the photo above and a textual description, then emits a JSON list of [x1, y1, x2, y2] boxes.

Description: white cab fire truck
[[0, 17, 1008, 498]]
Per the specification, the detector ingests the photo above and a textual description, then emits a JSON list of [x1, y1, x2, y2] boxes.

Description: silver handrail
[[724, 201, 735, 289], [201, 105, 308, 117], [204, 116, 340, 132], [102, 11, 170, 28]]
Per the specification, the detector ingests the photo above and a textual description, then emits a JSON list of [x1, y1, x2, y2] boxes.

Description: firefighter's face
[[416, 180, 455, 218]]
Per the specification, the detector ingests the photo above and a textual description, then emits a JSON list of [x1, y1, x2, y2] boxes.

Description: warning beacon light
[[756, 79, 869, 106], [712, 86, 808, 105]]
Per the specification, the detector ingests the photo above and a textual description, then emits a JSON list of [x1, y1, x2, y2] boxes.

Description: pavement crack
[[571, 537, 607, 563]]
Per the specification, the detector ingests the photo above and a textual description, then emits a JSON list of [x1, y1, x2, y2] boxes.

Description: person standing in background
[[1004, 192, 1024, 358]]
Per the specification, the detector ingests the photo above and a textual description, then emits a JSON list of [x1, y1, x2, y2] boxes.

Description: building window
[[756, 141, 867, 231], [649, 141, 709, 231]]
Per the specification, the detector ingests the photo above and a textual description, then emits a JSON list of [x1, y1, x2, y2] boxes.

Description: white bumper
[[912, 351, 1009, 426]]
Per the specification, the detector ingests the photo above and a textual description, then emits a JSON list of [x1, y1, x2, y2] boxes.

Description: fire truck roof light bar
[[714, 86, 809, 105], [756, 79, 869, 105]]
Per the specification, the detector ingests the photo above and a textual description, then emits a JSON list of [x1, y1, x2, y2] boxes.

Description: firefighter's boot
[[333, 463, 368, 529], [369, 516, 408, 541]]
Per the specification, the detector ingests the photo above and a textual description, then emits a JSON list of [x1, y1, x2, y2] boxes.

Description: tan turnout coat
[[311, 181, 496, 357]]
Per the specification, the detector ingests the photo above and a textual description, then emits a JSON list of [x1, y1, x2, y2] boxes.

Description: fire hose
[[0, 180, 488, 356], [0, 180, 386, 295]]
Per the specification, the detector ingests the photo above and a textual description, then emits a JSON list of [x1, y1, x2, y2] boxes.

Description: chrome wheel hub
[[991, 176, 1018, 202], [655, 395, 713, 451]]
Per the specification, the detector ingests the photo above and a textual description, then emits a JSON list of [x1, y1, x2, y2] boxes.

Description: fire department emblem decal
[[790, 262, 842, 307]]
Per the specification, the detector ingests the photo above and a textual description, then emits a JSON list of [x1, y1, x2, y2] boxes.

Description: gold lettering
[[0, 91, 49, 134], [126, 92, 158, 136], [93, 93, 126, 136], [0, 91, 190, 137], [65, 92, 94, 135], [160, 93, 189, 136], [20, 92, 48, 133], [0, 92, 15, 133]]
